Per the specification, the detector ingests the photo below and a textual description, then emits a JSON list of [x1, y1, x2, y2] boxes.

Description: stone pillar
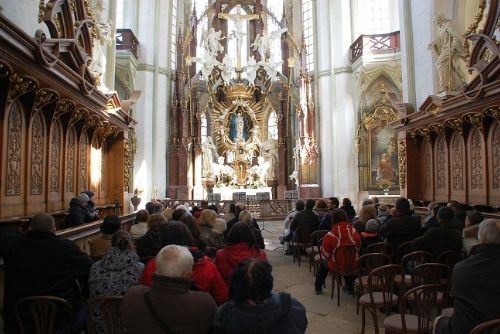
[[105, 0, 117, 90]]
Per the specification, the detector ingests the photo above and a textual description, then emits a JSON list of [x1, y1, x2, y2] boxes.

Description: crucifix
[[218, 4, 260, 71]]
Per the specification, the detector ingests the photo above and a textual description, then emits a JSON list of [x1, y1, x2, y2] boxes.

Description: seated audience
[[433, 219, 500, 334], [379, 197, 422, 250], [239, 210, 265, 250], [82, 190, 100, 223], [140, 222, 228, 305], [130, 209, 150, 241], [136, 213, 167, 258], [89, 231, 144, 332], [171, 207, 188, 221], [179, 213, 206, 250], [214, 259, 308, 334], [352, 204, 377, 233], [284, 199, 320, 242], [64, 192, 90, 228], [313, 199, 330, 221], [422, 203, 443, 232], [207, 204, 227, 234], [421, 201, 437, 226], [216, 222, 267, 287], [225, 203, 247, 233], [223, 203, 237, 223], [448, 200, 466, 229], [371, 196, 380, 210], [198, 209, 224, 249], [162, 207, 174, 221], [463, 210, 484, 253], [281, 200, 306, 250], [328, 197, 340, 210], [376, 204, 389, 224], [89, 215, 122, 259], [359, 219, 382, 255], [315, 209, 361, 295], [340, 198, 356, 221], [0, 213, 93, 333], [122, 245, 217, 333]]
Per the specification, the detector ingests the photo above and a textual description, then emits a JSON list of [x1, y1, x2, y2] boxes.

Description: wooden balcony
[[116, 29, 139, 59], [350, 31, 400, 64]]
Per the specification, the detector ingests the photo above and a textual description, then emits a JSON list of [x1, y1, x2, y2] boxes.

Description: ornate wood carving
[[79, 133, 88, 192], [422, 141, 432, 191], [398, 140, 407, 189], [7, 74, 38, 104], [49, 122, 61, 193], [436, 137, 446, 189], [492, 124, 500, 189], [65, 129, 76, 192], [6, 102, 23, 196], [30, 112, 45, 195], [463, 112, 484, 132], [451, 134, 464, 191], [470, 129, 484, 190], [445, 119, 464, 136], [33, 89, 59, 112]]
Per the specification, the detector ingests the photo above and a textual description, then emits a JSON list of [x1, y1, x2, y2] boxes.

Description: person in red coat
[[216, 222, 268, 287], [139, 222, 228, 305], [314, 209, 361, 295]]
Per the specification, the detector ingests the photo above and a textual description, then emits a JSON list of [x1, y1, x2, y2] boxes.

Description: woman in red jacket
[[314, 209, 361, 295], [216, 222, 268, 287], [139, 222, 228, 305]]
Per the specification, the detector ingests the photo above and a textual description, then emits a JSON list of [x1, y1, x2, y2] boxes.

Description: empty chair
[[290, 224, 313, 267], [87, 296, 124, 334], [359, 264, 404, 334], [355, 253, 391, 314], [384, 284, 444, 334], [15, 296, 73, 334], [469, 319, 500, 334], [395, 241, 413, 264], [366, 242, 394, 259], [436, 250, 463, 269], [307, 229, 328, 275]]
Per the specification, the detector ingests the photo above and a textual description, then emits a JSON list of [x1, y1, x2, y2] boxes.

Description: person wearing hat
[[412, 206, 463, 258], [359, 219, 382, 255], [63, 193, 90, 228], [81, 190, 99, 223]]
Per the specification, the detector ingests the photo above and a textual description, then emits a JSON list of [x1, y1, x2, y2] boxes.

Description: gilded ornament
[[445, 119, 464, 136], [485, 107, 500, 121], [463, 0, 487, 58], [463, 112, 484, 131], [398, 140, 407, 189], [429, 123, 446, 137], [480, 48, 494, 63], [416, 128, 431, 141], [428, 104, 441, 115], [7, 74, 38, 104], [34, 89, 59, 112]]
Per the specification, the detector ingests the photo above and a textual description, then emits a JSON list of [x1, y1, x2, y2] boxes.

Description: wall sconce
[[287, 57, 295, 68]]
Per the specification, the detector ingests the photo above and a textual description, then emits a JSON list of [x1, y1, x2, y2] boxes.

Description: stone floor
[[260, 220, 384, 334]]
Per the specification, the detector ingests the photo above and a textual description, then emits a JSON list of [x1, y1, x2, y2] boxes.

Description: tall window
[[268, 110, 278, 140], [115, 0, 124, 29], [170, 0, 178, 70], [266, 0, 284, 65], [302, 0, 314, 72], [194, 0, 209, 73], [357, 0, 398, 35]]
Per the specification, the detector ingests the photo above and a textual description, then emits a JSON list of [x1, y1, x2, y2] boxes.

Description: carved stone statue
[[428, 14, 467, 92], [202, 137, 218, 178], [202, 28, 225, 58], [89, 0, 112, 83], [248, 156, 269, 187], [251, 28, 287, 61], [261, 138, 278, 179]]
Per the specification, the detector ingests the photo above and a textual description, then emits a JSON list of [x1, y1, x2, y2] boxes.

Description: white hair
[[239, 210, 252, 223], [155, 245, 193, 278], [478, 219, 500, 245]]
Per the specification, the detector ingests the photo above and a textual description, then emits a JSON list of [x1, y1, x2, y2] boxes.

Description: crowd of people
[[0, 195, 499, 333]]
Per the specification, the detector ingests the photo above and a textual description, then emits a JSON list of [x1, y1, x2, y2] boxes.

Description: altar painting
[[370, 125, 399, 186]]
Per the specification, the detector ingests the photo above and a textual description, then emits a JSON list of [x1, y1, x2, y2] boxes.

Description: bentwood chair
[[436, 250, 463, 269], [87, 296, 124, 334], [355, 253, 391, 314], [469, 319, 500, 334], [409, 263, 451, 306], [291, 225, 313, 267], [359, 264, 403, 334], [384, 284, 444, 334], [307, 229, 328, 275], [365, 242, 394, 259], [394, 251, 433, 294], [15, 296, 73, 334], [330, 245, 359, 306], [395, 241, 413, 264]]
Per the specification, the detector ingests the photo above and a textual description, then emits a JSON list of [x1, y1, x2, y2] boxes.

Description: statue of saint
[[236, 113, 244, 142], [428, 14, 467, 92], [89, 0, 112, 84], [202, 137, 218, 178], [376, 153, 393, 182]]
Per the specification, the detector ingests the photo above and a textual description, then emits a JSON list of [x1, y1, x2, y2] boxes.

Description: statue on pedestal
[[202, 137, 218, 178]]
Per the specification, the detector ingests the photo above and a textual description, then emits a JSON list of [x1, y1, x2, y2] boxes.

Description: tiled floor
[[261, 220, 383, 334]]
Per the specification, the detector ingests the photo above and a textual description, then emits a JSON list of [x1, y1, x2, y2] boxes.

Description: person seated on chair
[[136, 213, 168, 258], [0, 213, 93, 334], [283, 199, 320, 243], [122, 244, 217, 333], [463, 210, 484, 254], [314, 209, 361, 295], [64, 192, 90, 228], [433, 219, 500, 334], [81, 190, 100, 223], [412, 206, 462, 258], [281, 200, 306, 252], [359, 219, 382, 255], [238, 210, 265, 250], [89, 215, 122, 259], [130, 209, 150, 241], [214, 259, 308, 334]]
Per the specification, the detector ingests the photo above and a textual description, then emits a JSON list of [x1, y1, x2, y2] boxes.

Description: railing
[[350, 31, 400, 64], [116, 29, 139, 59]]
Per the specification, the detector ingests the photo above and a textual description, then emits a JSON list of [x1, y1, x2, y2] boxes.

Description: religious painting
[[229, 110, 251, 143], [370, 125, 399, 187]]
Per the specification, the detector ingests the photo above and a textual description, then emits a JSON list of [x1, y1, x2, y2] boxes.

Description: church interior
[[0, 0, 500, 333]]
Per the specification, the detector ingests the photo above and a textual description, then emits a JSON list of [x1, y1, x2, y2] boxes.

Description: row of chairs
[[15, 295, 123, 334]]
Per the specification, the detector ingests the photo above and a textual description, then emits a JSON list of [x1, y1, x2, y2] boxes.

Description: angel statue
[[428, 14, 467, 92], [245, 56, 259, 84], [220, 55, 234, 84], [252, 28, 287, 61], [202, 28, 225, 58]]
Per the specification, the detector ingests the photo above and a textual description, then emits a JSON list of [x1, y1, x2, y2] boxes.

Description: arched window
[[170, 0, 178, 70], [302, 0, 315, 72], [201, 113, 208, 143], [268, 110, 278, 140], [266, 0, 284, 65]]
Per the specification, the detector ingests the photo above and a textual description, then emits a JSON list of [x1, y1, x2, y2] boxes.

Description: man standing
[[0, 213, 93, 333], [434, 219, 500, 334], [122, 245, 216, 333]]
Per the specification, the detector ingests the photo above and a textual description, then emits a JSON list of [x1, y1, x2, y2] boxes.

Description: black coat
[[135, 229, 163, 258], [412, 224, 462, 257], [379, 214, 422, 249], [64, 198, 86, 228], [83, 200, 99, 223], [0, 230, 93, 333], [448, 244, 500, 334]]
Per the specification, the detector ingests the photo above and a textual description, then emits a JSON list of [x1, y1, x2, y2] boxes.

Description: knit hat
[[77, 193, 90, 204], [365, 219, 380, 232], [82, 191, 94, 199]]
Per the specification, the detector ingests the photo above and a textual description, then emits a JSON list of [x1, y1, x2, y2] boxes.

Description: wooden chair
[[290, 225, 313, 267], [469, 319, 500, 334], [436, 250, 463, 269], [87, 296, 124, 334], [394, 251, 434, 293], [331, 245, 359, 306], [410, 263, 451, 306], [355, 253, 391, 314], [395, 241, 413, 264], [384, 284, 444, 334], [359, 264, 403, 334], [366, 242, 394, 259], [15, 296, 73, 334], [307, 230, 328, 275]]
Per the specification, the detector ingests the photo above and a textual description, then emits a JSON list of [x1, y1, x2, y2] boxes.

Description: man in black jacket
[[0, 213, 93, 333], [434, 219, 500, 334], [284, 199, 320, 242]]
